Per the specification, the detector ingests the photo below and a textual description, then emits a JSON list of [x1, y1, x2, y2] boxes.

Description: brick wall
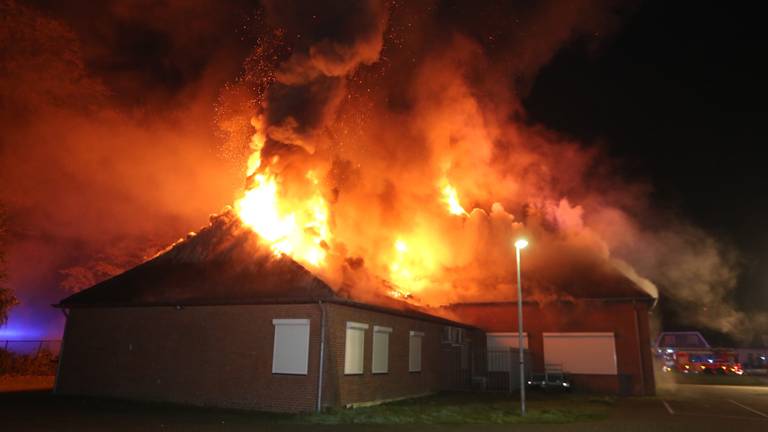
[[449, 300, 656, 396], [322, 303, 453, 407], [56, 304, 322, 412], [57, 302, 482, 412]]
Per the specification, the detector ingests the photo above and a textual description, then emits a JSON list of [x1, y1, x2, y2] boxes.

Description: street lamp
[[514, 238, 528, 416]]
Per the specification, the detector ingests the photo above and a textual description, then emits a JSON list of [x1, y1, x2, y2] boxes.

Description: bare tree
[[0, 204, 19, 325]]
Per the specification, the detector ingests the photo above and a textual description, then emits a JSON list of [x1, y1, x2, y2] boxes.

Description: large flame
[[235, 119, 331, 267], [234, 117, 473, 294], [226, 16, 663, 308], [441, 182, 469, 216]]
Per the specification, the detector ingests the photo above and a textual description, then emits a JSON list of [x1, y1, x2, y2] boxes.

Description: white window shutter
[[344, 322, 368, 374], [372, 326, 392, 373], [409, 331, 424, 372], [272, 319, 310, 375]]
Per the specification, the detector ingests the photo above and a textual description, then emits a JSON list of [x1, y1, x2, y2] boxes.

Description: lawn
[[296, 391, 615, 424], [0, 387, 615, 427]]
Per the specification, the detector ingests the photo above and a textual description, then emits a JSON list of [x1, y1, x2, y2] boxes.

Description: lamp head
[[514, 239, 529, 250]]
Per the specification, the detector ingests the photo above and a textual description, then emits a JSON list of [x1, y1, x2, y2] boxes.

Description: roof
[[516, 253, 656, 302], [55, 211, 475, 329], [57, 213, 336, 307]]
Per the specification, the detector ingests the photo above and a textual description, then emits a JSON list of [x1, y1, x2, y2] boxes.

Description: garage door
[[543, 332, 617, 375]]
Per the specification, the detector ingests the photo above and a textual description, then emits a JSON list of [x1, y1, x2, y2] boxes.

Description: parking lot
[[657, 384, 768, 422]]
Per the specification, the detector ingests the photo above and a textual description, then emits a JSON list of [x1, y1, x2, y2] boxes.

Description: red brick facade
[[447, 300, 656, 396], [57, 304, 323, 412], [323, 303, 450, 407], [56, 302, 478, 412]]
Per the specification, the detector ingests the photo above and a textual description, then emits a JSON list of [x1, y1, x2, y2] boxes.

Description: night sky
[[525, 1, 768, 327], [1, 0, 766, 343]]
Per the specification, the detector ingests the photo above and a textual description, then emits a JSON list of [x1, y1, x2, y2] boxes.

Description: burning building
[[54, 212, 654, 412], [49, 0, 666, 412], [54, 213, 484, 412]]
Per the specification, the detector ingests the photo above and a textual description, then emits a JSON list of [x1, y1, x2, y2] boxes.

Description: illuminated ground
[[1, 385, 767, 431]]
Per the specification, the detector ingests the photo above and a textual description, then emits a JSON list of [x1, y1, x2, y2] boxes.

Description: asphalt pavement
[[657, 383, 768, 421]]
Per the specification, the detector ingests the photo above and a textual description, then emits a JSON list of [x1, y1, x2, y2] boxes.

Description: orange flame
[[235, 118, 330, 267], [441, 182, 468, 216]]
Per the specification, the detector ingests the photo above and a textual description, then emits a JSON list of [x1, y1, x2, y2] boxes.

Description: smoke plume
[[222, 0, 754, 337], [0, 0, 756, 339], [0, 0, 250, 335]]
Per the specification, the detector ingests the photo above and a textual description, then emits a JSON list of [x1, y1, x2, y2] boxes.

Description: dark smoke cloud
[[264, 0, 388, 82], [0, 0, 253, 336], [258, 0, 389, 152]]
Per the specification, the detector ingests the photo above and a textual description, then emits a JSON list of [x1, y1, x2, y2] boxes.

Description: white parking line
[[662, 400, 675, 415], [729, 399, 768, 418]]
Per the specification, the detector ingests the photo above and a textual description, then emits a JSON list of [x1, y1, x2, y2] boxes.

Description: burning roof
[[49, 0, 665, 329], [57, 206, 651, 313], [56, 211, 335, 308], [55, 210, 482, 328]]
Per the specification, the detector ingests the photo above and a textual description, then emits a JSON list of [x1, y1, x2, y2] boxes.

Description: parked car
[[527, 372, 572, 391]]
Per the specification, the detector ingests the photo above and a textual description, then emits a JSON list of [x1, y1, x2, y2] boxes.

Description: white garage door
[[543, 332, 617, 375]]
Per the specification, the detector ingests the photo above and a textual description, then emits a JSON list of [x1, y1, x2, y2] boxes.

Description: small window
[[442, 326, 464, 345], [344, 322, 369, 375], [409, 331, 424, 372], [372, 326, 392, 374], [272, 319, 310, 375]]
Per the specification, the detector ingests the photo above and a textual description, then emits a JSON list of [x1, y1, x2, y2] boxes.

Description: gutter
[[632, 300, 647, 395], [316, 300, 327, 413]]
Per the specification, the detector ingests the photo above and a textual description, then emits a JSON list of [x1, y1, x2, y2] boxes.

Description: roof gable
[[57, 213, 336, 307]]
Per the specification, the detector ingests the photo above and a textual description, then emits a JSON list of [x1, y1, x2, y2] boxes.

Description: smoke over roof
[[58, 209, 650, 310], [1, 0, 761, 339]]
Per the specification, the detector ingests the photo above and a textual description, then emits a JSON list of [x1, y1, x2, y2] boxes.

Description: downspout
[[54, 307, 70, 394], [632, 300, 646, 395], [316, 300, 327, 413]]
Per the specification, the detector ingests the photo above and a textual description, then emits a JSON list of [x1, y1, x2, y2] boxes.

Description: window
[[409, 331, 424, 372], [372, 326, 392, 374], [272, 319, 310, 375], [344, 322, 369, 374], [442, 326, 465, 345]]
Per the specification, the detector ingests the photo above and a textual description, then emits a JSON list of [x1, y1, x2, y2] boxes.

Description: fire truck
[[655, 331, 744, 375], [660, 348, 744, 375]]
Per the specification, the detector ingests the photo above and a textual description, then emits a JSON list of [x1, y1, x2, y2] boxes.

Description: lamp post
[[514, 238, 528, 416]]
